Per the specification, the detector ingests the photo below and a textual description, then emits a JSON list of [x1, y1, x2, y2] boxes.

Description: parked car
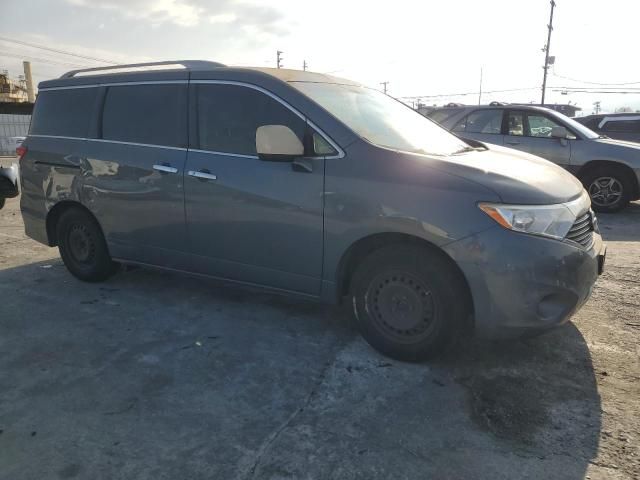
[[0, 162, 19, 210], [427, 105, 640, 212], [19, 60, 605, 361], [574, 113, 640, 144], [0, 136, 26, 156]]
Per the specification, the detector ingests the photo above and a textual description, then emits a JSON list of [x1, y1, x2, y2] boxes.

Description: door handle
[[153, 164, 178, 174], [188, 170, 217, 181], [506, 140, 521, 145]]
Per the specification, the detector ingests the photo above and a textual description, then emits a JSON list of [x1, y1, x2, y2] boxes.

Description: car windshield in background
[[291, 82, 468, 156]]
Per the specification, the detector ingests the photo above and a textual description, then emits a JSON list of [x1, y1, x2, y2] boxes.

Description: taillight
[[16, 145, 27, 161]]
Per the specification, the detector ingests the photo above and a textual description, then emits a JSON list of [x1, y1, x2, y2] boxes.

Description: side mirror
[[550, 126, 569, 139], [256, 125, 304, 161]]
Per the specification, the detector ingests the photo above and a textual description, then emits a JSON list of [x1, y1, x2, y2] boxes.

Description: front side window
[[101, 84, 187, 148], [526, 114, 570, 138], [30, 88, 97, 138], [197, 84, 308, 156], [291, 82, 468, 156], [454, 109, 503, 134]]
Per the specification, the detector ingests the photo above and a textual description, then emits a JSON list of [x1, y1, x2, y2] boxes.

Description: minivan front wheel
[[56, 208, 118, 282], [350, 245, 466, 362], [582, 167, 632, 213]]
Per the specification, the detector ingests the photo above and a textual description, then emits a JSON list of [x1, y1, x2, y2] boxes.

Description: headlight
[[478, 202, 577, 240]]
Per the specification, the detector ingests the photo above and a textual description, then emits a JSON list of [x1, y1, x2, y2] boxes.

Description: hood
[[425, 144, 584, 205]]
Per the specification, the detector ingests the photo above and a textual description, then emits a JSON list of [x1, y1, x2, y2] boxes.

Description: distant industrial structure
[[0, 61, 35, 155], [0, 61, 35, 103]]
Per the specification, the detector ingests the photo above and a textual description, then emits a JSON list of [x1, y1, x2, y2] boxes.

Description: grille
[[565, 211, 595, 248]]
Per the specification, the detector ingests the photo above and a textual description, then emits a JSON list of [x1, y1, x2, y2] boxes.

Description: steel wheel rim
[[588, 176, 623, 207], [365, 270, 437, 344], [67, 224, 94, 264]]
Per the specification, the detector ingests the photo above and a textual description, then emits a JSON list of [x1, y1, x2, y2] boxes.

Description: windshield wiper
[[453, 146, 485, 155]]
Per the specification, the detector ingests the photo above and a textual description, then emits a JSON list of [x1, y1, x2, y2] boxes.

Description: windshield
[[550, 111, 599, 139], [291, 82, 468, 156]]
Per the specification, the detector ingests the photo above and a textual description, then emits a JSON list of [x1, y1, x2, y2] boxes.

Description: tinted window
[[602, 119, 640, 133], [30, 88, 97, 137], [197, 84, 306, 156], [102, 84, 187, 148], [454, 109, 503, 134]]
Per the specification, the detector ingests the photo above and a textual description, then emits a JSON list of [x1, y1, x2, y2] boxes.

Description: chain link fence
[[0, 114, 30, 155]]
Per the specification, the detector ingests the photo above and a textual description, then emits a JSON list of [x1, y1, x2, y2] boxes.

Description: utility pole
[[540, 0, 556, 105], [303, 60, 307, 71], [277, 50, 283, 69], [381, 81, 389, 94], [478, 67, 483, 105], [593, 101, 601, 114]]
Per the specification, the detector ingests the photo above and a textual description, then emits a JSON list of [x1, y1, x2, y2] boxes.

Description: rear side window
[[601, 119, 640, 133], [101, 84, 187, 148], [30, 88, 97, 138], [196, 84, 306, 156], [454, 109, 503, 134]]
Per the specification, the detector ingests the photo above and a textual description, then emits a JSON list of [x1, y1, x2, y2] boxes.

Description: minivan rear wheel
[[581, 166, 632, 213], [56, 208, 118, 282], [350, 245, 466, 362]]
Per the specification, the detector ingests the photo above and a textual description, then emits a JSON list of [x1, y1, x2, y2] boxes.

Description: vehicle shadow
[[0, 259, 601, 479], [598, 200, 640, 241]]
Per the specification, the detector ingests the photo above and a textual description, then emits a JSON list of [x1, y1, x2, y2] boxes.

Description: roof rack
[[60, 60, 226, 78]]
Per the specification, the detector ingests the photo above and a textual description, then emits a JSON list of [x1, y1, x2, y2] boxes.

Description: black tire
[[0, 197, 5, 210], [56, 207, 118, 282], [581, 166, 632, 213], [350, 245, 468, 362]]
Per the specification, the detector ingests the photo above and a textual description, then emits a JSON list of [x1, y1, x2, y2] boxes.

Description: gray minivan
[[19, 61, 605, 361]]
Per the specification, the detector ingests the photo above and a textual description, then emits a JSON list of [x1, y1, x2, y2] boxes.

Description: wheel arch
[[45, 201, 101, 247], [335, 232, 474, 327], [577, 160, 640, 200]]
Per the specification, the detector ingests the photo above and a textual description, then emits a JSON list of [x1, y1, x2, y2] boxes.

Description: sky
[[1, 0, 639, 115]]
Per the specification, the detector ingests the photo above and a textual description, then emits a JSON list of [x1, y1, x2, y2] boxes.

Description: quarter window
[[30, 88, 97, 138], [196, 84, 307, 156], [453, 109, 503, 134], [101, 84, 187, 148]]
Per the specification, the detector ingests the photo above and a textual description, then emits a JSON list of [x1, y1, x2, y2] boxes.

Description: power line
[[0, 35, 119, 65], [0, 51, 93, 69], [399, 86, 539, 100], [552, 88, 640, 94], [551, 69, 640, 86]]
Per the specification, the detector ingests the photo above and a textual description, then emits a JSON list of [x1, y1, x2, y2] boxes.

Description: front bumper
[[443, 226, 605, 339]]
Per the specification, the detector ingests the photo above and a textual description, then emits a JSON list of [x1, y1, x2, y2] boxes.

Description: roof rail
[[60, 60, 226, 78]]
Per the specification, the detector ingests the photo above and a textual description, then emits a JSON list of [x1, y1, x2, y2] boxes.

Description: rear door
[[503, 110, 572, 168], [84, 82, 189, 268], [450, 108, 505, 146], [184, 82, 330, 296]]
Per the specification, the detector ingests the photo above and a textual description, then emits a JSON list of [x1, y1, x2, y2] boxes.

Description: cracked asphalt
[[1, 158, 639, 479]]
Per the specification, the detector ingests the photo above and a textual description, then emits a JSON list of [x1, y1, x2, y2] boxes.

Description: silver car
[[428, 105, 640, 212]]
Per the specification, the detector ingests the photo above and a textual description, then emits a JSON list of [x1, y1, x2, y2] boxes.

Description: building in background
[[0, 72, 29, 103]]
